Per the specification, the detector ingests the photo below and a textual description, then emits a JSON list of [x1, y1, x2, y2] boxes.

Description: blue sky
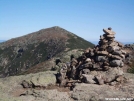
[[0, 0, 134, 43]]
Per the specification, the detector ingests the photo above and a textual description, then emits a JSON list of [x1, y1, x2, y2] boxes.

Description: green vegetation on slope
[[67, 34, 94, 50], [0, 26, 95, 77]]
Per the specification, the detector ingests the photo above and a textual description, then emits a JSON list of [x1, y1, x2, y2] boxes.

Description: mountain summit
[[0, 26, 94, 77]]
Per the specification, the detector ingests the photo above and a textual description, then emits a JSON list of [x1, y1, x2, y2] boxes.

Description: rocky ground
[[0, 71, 134, 101]]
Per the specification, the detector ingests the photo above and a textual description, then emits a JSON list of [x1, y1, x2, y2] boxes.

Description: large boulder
[[21, 71, 56, 88], [103, 67, 124, 83]]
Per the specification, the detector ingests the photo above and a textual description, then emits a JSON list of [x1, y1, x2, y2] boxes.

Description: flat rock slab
[[0, 71, 57, 101], [71, 82, 134, 101]]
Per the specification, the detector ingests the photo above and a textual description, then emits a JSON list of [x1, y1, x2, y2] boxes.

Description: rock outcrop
[[0, 71, 70, 101], [0, 71, 134, 101]]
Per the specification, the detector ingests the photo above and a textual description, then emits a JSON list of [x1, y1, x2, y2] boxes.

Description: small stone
[[21, 80, 30, 88], [103, 66, 109, 71], [103, 29, 116, 35], [106, 34, 115, 38], [110, 60, 124, 67], [95, 75, 104, 85], [96, 51, 108, 55], [96, 56, 107, 62], [85, 58, 91, 62], [82, 74, 96, 84], [108, 27, 112, 30], [110, 81, 117, 86]]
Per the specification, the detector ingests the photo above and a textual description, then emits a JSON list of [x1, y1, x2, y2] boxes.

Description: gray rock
[[82, 74, 96, 84], [83, 61, 93, 68], [103, 66, 109, 71], [96, 56, 107, 62], [21, 80, 32, 88], [112, 50, 122, 55], [109, 54, 122, 60], [107, 46, 120, 53], [71, 79, 134, 101], [96, 51, 108, 55], [93, 63, 100, 69], [118, 42, 124, 47], [95, 75, 104, 85], [104, 68, 124, 83], [106, 34, 115, 38], [121, 50, 126, 54], [90, 51, 95, 56], [108, 41, 118, 46], [100, 35, 104, 40], [59, 64, 67, 80], [110, 60, 124, 67], [103, 28, 116, 35], [99, 45, 108, 51], [82, 69, 90, 74]]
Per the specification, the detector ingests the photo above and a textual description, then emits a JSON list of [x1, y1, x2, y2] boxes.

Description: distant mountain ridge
[[0, 26, 94, 77]]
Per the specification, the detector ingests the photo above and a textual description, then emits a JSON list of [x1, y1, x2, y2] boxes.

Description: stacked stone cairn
[[57, 27, 128, 88]]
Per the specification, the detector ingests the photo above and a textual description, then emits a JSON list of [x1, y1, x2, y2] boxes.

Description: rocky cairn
[[96, 27, 125, 68], [57, 27, 128, 87]]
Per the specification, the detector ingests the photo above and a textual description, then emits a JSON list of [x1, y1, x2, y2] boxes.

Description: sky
[[0, 0, 134, 43]]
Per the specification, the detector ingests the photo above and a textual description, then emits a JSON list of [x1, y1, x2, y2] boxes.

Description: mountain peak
[[52, 26, 61, 28], [0, 26, 71, 49], [41, 26, 65, 31]]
